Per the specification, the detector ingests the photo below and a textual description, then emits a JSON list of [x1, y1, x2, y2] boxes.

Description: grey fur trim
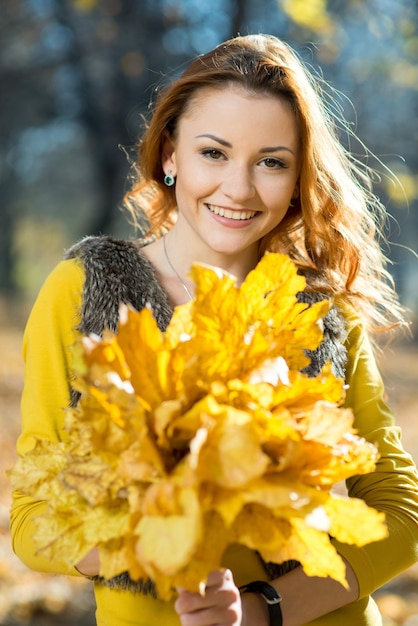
[[64, 236, 173, 336], [91, 572, 157, 596], [298, 290, 347, 379], [65, 236, 173, 408], [65, 235, 348, 590]]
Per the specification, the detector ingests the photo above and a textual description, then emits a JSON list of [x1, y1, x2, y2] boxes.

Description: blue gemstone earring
[[164, 172, 175, 187]]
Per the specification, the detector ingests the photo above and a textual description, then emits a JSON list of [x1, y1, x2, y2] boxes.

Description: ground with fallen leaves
[[1, 302, 417, 626]]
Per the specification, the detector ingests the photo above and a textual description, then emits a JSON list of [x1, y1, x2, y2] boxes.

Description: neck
[[163, 234, 193, 301], [166, 227, 260, 287]]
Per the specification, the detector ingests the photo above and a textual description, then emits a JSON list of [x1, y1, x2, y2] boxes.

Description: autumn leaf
[[325, 497, 387, 545], [135, 486, 202, 576]]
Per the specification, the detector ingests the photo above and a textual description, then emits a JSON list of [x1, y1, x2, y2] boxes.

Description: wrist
[[240, 581, 283, 626], [240, 590, 270, 626]]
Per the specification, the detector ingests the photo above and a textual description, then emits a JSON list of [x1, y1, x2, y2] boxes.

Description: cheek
[[260, 184, 294, 213], [173, 177, 202, 211], [176, 166, 216, 200]]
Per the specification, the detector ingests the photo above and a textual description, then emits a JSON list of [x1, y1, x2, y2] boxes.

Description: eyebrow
[[195, 133, 295, 155]]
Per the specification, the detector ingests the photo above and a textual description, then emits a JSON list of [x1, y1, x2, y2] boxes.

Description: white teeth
[[208, 205, 256, 220]]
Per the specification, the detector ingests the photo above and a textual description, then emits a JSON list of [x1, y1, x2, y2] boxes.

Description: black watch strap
[[240, 580, 283, 626]]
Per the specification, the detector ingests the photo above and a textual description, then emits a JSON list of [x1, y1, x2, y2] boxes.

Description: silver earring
[[164, 172, 175, 187], [289, 198, 296, 207]]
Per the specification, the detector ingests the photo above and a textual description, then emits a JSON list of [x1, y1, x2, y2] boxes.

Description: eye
[[200, 148, 225, 160], [259, 157, 287, 169]]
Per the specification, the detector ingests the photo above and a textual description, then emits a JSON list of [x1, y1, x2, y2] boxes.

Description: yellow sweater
[[10, 258, 418, 626]]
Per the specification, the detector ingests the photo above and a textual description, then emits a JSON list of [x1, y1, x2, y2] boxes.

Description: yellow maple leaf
[[280, 518, 348, 587], [9, 439, 69, 495], [188, 255, 319, 379], [98, 535, 149, 582], [117, 438, 166, 483], [231, 503, 292, 551], [172, 511, 231, 593], [61, 455, 124, 506], [197, 408, 269, 488], [325, 496, 387, 545], [33, 505, 92, 564], [135, 487, 202, 577], [107, 306, 169, 408]]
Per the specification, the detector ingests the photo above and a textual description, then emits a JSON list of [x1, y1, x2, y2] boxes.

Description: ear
[[161, 134, 177, 176]]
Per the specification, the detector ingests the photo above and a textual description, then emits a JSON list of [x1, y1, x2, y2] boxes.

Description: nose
[[220, 163, 256, 203]]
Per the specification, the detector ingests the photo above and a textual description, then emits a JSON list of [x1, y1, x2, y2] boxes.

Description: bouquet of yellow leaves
[[10, 253, 387, 599]]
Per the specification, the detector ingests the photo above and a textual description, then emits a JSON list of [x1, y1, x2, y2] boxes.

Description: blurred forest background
[[2, 0, 418, 309], [1, 0, 418, 625]]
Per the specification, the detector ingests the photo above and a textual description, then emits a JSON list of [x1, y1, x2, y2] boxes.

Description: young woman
[[10, 34, 418, 626]]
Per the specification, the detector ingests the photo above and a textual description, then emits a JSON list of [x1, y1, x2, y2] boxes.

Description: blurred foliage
[[1, 0, 417, 314], [281, 0, 334, 33]]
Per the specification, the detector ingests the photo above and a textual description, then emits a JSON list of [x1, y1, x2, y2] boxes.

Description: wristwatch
[[240, 580, 283, 626]]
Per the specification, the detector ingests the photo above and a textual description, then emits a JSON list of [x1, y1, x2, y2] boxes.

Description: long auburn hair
[[124, 34, 407, 336]]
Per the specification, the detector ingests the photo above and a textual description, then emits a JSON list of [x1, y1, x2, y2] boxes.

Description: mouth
[[206, 204, 259, 221]]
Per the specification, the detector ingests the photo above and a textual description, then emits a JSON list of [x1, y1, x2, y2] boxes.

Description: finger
[[204, 569, 226, 589], [205, 568, 232, 589], [175, 588, 210, 614], [175, 572, 238, 615]]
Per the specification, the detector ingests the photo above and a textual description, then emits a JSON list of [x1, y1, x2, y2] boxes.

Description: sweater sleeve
[[333, 305, 418, 597], [10, 259, 85, 576]]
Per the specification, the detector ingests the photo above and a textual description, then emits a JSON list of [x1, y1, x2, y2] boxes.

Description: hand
[[75, 547, 100, 577], [175, 569, 242, 626]]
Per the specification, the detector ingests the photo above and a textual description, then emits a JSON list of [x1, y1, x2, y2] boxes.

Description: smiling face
[[163, 85, 301, 269]]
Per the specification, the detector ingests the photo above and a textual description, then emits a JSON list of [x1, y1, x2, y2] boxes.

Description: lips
[[207, 204, 258, 221]]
